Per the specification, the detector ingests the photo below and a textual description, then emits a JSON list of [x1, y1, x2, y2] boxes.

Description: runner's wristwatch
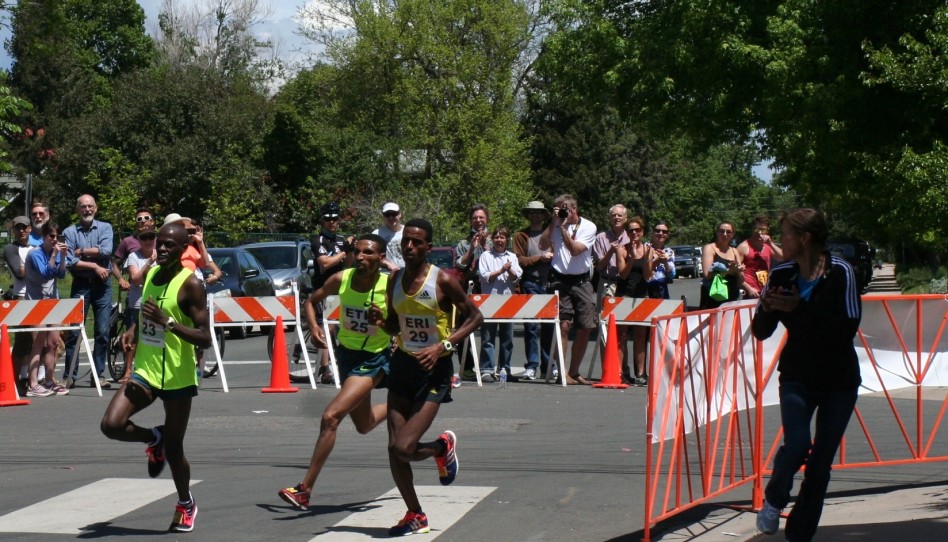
[[164, 316, 177, 332], [441, 340, 455, 352]]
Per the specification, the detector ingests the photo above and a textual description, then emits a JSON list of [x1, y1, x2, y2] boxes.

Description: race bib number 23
[[140, 320, 167, 349]]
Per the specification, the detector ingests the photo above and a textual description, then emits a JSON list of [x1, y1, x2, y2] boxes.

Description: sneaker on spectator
[[278, 484, 311, 511], [435, 430, 458, 485], [318, 365, 334, 384], [388, 510, 429, 536], [169, 499, 198, 532], [521, 368, 537, 381], [26, 384, 53, 397], [90, 376, 111, 389], [756, 499, 781, 535], [44, 382, 69, 396], [461, 369, 476, 380], [147, 426, 166, 478], [481, 372, 496, 383]]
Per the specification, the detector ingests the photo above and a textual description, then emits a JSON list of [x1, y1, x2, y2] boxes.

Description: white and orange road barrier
[[0, 298, 100, 396], [319, 295, 343, 389], [208, 284, 316, 392], [640, 295, 948, 542], [465, 293, 565, 387], [588, 296, 685, 379]]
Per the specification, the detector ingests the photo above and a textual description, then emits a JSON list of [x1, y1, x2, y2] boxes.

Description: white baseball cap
[[382, 202, 400, 214]]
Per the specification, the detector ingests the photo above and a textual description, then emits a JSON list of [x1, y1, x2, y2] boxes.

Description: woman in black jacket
[[752, 208, 862, 542]]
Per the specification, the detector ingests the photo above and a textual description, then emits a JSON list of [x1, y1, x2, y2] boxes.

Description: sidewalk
[[864, 263, 899, 294], [653, 482, 948, 541]]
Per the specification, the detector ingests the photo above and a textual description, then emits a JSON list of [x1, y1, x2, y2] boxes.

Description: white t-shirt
[[372, 224, 404, 269], [551, 218, 597, 275], [124, 250, 152, 309]]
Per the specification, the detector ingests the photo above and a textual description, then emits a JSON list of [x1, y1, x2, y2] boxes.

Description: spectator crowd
[[4, 196, 226, 398], [4, 193, 784, 395]]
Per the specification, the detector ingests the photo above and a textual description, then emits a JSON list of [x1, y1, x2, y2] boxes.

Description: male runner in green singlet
[[369, 218, 483, 536], [277, 234, 392, 510], [100, 222, 211, 533]]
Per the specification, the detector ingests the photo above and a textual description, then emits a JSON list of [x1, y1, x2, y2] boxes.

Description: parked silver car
[[241, 240, 314, 296], [670, 245, 703, 278]]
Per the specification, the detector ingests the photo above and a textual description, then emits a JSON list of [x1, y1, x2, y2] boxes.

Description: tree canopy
[[542, 0, 948, 255], [2, 0, 941, 263]]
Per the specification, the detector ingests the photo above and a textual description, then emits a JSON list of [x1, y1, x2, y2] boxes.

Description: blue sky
[[1, 1, 314, 70]]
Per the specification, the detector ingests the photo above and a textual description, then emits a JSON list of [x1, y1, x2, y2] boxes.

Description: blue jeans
[[520, 279, 550, 370], [765, 380, 858, 542], [480, 322, 513, 374], [64, 277, 113, 379]]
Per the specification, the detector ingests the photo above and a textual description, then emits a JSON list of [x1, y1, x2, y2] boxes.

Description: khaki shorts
[[548, 275, 597, 329]]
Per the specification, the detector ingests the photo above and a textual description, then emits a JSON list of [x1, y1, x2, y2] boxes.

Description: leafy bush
[[897, 265, 948, 294]]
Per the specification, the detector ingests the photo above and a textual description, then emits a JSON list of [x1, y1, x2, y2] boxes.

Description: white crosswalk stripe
[[0, 478, 199, 535], [309, 485, 496, 541], [0, 479, 490, 538]]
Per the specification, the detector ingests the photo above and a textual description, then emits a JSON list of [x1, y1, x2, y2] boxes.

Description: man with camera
[[311, 202, 355, 384], [539, 194, 598, 385]]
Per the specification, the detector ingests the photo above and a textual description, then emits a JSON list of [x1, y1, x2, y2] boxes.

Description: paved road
[[1, 327, 655, 542], [3, 268, 945, 541]]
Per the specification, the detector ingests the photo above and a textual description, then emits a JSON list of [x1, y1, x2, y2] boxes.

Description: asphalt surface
[[2, 268, 946, 541]]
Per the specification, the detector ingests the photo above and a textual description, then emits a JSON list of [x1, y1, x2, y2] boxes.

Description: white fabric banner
[[651, 297, 948, 442]]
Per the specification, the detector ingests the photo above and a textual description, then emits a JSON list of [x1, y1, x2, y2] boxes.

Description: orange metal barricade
[[641, 295, 948, 542]]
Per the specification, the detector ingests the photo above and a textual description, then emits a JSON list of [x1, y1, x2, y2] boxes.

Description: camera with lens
[[557, 207, 569, 219]]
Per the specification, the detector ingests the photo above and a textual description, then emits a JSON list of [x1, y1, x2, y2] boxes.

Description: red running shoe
[[388, 510, 429, 536], [146, 426, 165, 478], [169, 500, 197, 532], [434, 430, 458, 486], [278, 484, 311, 511]]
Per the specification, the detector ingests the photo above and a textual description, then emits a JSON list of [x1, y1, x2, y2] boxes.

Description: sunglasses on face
[[323, 215, 340, 221], [14, 224, 29, 230], [136, 215, 153, 223], [139, 233, 157, 241], [653, 229, 669, 234], [186, 228, 198, 234], [755, 228, 769, 234], [629, 227, 643, 234], [383, 211, 399, 218]]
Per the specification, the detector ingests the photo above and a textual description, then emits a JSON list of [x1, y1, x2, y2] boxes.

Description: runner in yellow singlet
[[368, 218, 483, 536], [100, 222, 211, 533], [277, 234, 392, 511]]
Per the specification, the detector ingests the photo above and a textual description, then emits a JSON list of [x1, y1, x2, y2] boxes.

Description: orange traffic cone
[[262, 316, 299, 393], [594, 314, 629, 389], [1, 324, 30, 406]]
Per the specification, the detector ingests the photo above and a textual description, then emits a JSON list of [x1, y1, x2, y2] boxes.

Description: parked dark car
[[241, 240, 314, 297], [670, 245, 703, 278], [426, 246, 465, 285], [206, 247, 276, 338], [827, 239, 874, 292]]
